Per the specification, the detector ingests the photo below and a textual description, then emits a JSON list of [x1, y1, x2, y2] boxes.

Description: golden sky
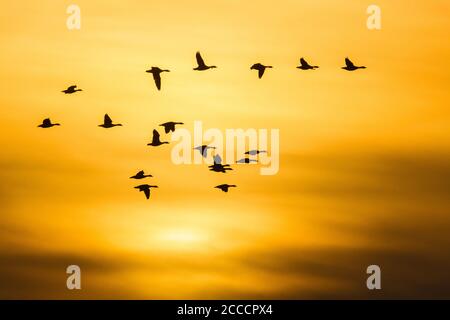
[[0, 0, 449, 298]]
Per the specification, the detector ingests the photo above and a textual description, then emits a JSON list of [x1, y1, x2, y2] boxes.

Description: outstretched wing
[[152, 72, 161, 90], [43, 118, 51, 126], [345, 58, 354, 68], [258, 67, 265, 79], [104, 114, 112, 125], [196, 52, 206, 67], [68, 85, 77, 90], [143, 188, 150, 199], [164, 124, 171, 134], [137, 170, 144, 175], [152, 129, 161, 144], [300, 58, 309, 67], [213, 154, 222, 165]]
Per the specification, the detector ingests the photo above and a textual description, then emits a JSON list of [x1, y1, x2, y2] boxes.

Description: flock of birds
[[38, 52, 366, 199], [144, 53, 366, 90]]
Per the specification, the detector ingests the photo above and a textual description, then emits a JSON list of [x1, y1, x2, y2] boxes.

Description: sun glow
[[157, 228, 209, 247]]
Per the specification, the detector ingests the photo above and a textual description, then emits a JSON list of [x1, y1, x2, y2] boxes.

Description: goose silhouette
[[237, 158, 258, 164], [215, 184, 237, 192], [251, 63, 273, 78], [342, 57, 366, 71], [147, 129, 169, 146], [209, 154, 232, 173], [38, 118, 60, 128], [130, 170, 153, 179], [135, 184, 158, 199], [297, 58, 319, 70], [159, 122, 184, 134], [245, 150, 267, 155], [194, 145, 216, 158], [62, 85, 82, 94], [99, 114, 122, 128], [194, 52, 217, 71], [146, 67, 170, 90]]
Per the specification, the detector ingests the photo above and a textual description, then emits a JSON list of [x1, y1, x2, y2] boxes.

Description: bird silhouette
[[215, 184, 237, 192], [147, 129, 169, 146], [245, 150, 267, 155], [342, 58, 366, 71], [237, 158, 258, 164], [194, 52, 217, 71], [159, 122, 184, 134], [209, 154, 232, 173], [297, 58, 319, 70], [146, 67, 170, 90], [134, 184, 158, 199], [98, 114, 122, 128], [62, 85, 82, 94], [130, 170, 153, 179], [250, 63, 273, 78], [38, 118, 60, 128], [194, 145, 216, 158]]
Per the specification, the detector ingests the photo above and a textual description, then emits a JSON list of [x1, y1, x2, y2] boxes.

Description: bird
[[245, 150, 267, 155], [145, 67, 170, 90], [193, 52, 217, 71], [62, 85, 82, 94], [130, 170, 153, 179], [38, 118, 60, 128], [209, 154, 232, 173], [250, 63, 273, 78], [215, 184, 237, 192], [297, 58, 319, 70], [342, 57, 366, 71], [237, 158, 258, 164], [159, 122, 184, 134], [98, 114, 122, 128], [134, 184, 158, 200], [147, 129, 169, 146], [194, 145, 216, 158]]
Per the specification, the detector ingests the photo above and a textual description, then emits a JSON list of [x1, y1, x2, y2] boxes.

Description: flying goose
[[38, 118, 60, 128], [146, 67, 170, 90], [130, 170, 153, 179], [209, 154, 232, 173], [250, 63, 273, 78], [159, 122, 184, 134], [194, 52, 217, 71], [134, 184, 158, 200], [147, 129, 169, 146], [237, 158, 258, 164], [245, 150, 267, 155], [297, 58, 319, 70], [215, 184, 237, 192], [194, 145, 216, 158], [342, 57, 366, 71], [62, 85, 82, 94], [98, 114, 122, 128]]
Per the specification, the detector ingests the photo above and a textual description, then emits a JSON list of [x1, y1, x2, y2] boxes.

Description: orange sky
[[0, 0, 449, 299]]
